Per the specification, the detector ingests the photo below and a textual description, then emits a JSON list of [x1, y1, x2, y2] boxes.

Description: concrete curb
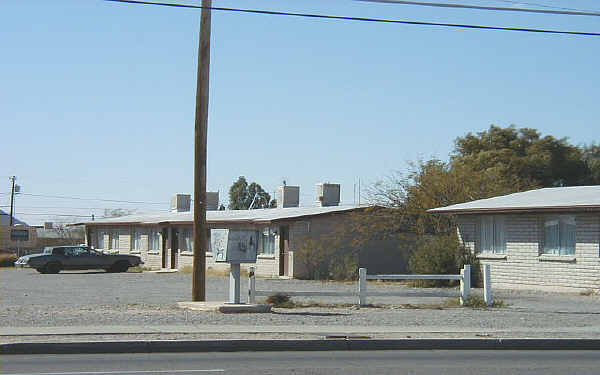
[[2, 338, 600, 355]]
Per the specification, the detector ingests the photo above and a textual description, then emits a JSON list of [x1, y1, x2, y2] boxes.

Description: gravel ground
[[2, 268, 599, 335]]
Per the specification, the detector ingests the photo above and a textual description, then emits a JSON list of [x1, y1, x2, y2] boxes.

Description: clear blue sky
[[1, 0, 599, 225]]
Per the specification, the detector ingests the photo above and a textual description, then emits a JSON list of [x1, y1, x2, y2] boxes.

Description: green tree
[[228, 176, 272, 210], [365, 159, 520, 235], [453, 125, 595, 187], [582, 143, 600, 184]]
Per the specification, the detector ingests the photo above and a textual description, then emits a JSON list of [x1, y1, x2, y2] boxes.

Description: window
[[109, 230, 119, 250], [97, 231, 105, 249], [258, 227, 276, 255], [479, 216, 505, 254], [131, 229, 144, 251], [180, 228, 193, 253], [543, 215, 576, 256], [149, 229, 161, 251]]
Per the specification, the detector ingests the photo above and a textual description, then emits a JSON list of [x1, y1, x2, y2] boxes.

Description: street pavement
[[5, 351, 600, 375]]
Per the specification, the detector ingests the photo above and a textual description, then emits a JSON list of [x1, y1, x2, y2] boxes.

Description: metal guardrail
[[248, 264, 493, 307]]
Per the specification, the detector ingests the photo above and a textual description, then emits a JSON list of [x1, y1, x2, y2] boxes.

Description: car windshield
[[42, 247, 53, 254]]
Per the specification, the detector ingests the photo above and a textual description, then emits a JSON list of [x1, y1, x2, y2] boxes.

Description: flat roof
[[428, 186, 600, 214], [74, 205, 370, 226]]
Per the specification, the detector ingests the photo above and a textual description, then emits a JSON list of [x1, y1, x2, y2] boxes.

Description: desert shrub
[[408, 233, 480, 287], [0, 253, 17, 267], [265, 293, 295, 308], [294, 235, 358, 281]]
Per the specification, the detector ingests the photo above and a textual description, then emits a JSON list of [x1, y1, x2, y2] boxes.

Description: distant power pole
[[9, 176, 16, 226], [192, 0, 212, 302]]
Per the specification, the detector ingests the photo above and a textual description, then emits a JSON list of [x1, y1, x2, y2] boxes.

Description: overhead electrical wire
[[0, 212, 95, 218], [0, 192, 166, 205], [105, 0, 600, 37], [486, 0, 599, 13], [354, 0, 600, 17]]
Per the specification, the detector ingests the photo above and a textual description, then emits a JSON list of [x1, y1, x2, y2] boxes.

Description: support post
[[192, 0, 212, 302], [248, 266, 256, 304], [358, 267, 367, 307], [483, 264, 493, 306], [460, 264, 471, 306], [229, 263, 241, 304], [288, 251, 294, 278]]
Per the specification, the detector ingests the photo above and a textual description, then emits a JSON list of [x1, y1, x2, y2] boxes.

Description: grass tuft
[[265, 293, 295, 308], [579, 289, 596, 296], [444, 296, 506, 308]]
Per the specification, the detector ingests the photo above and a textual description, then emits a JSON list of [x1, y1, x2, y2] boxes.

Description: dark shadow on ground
[[271, 311, 350, 317]]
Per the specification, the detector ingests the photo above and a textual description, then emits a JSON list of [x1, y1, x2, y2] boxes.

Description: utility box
[[212, 229, 258, 263]]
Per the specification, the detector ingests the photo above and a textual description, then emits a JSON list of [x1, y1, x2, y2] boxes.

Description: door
[[161, 228, 168, 268], [279, 226, 289, 276], [170, 227, 179, 269]]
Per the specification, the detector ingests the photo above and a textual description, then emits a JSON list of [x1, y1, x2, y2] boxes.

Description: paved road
[[5, 351, 600, 375]]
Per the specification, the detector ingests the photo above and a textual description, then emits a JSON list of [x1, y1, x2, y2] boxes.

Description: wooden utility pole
[[9, 176, 16, 226], [192, 0, 212, 302]]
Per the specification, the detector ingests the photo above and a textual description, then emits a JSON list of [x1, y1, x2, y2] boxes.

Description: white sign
[[212, 229, 258, 263]]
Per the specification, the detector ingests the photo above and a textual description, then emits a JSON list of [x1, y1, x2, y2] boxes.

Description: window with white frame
[[149, 229, 161, 251], [543, 215, 576, 256], [479, 216, 506, 254], [131, 229, 145, 251], [96, 231, 105, 249], [109, 230, 119, 250], [180, 228, 193, 253], [258, 227, 276, 255]]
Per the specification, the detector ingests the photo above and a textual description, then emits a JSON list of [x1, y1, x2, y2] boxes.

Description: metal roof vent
[[277, 186, 300, 208], [206, 192, 219, 211], [171, 194, 191, 212], [316, 183, 340, 207]]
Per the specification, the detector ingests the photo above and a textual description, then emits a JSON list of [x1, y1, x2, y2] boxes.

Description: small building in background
[[73, 185, 408, 278]]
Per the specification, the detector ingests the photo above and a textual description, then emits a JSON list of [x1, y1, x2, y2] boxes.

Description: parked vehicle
[[14, 245, 142, 274]]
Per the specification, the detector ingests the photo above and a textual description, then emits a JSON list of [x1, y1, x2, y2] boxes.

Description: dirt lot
[[1, 268, 599, 336]]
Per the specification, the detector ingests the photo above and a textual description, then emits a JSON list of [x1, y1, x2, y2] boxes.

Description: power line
[[355, 0, 600, 17], [0, 192, 166, 205], [105, 0, 600, 37], [0, 205, 164, 211], [0, 212, 94, 218], [486, 0, 599, 13]]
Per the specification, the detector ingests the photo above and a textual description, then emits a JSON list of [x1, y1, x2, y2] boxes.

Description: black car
[[14, 245, 143, 274]]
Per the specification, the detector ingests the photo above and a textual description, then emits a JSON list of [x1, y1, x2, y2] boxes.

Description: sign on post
[[211, 229, 259, 304], [212, 229, 258, 263]]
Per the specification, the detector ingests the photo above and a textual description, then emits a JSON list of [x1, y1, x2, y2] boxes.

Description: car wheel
[[45, 262, 61, 274], [109, 261, 130, 273], [36, 268, 47, 274]]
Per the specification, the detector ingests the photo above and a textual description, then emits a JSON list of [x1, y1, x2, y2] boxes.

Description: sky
[[1, 0, 599, 225]]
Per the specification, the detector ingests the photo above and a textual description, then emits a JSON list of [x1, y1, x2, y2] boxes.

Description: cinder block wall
[[457, 213, 600, 291]]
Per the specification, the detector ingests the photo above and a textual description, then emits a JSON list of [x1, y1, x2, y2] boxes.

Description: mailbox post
[[212, 229, 258, 304]]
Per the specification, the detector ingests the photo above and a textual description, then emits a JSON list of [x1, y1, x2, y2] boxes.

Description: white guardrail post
[[358, 267, 367, 307], [460, 264, 471, 306], [248, 266, 256, 304], [483, 264, 493, 306]]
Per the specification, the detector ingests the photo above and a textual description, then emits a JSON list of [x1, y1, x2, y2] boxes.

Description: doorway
[[279, 226, 289, 276], [170, 227, 179, 269], [161, 228, 168, 269]]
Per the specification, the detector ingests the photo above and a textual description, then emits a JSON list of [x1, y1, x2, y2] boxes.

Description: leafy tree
[[228, 176, 272, 210], [582, 143, 600, 184], [365, 159, 520, 235], [452, 125, 596, 187]]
